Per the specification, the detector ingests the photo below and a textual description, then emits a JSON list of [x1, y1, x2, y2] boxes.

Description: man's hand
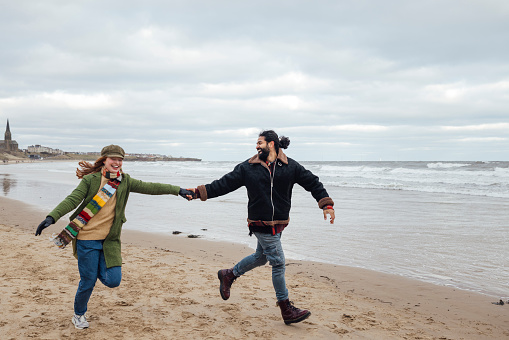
[[35, 216, 55, 236], [179, 188, 196, 201], [323, 209, 335, 224]]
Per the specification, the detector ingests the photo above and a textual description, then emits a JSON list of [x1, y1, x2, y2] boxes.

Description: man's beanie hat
[[101, 145, 125, 159]]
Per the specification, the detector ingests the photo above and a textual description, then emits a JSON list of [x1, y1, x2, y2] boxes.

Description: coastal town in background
[[0, 119, 200, 163]]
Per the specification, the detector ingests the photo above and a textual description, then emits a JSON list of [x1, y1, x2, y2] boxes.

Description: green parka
[[48, 171, 180, 268]]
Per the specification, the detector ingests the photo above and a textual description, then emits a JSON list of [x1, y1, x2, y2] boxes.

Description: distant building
[[27, 144, 64, 155], [0, 119, 19, 152]]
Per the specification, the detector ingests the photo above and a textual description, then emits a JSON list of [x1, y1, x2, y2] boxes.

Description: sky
[[1, 0, 508, 161]]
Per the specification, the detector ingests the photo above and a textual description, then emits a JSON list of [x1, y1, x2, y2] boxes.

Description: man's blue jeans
[[233, 232, 289, 301], [75, 240, 122, 315]]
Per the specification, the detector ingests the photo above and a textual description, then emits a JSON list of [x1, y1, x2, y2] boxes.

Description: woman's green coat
[[48, 172, 180, 268]]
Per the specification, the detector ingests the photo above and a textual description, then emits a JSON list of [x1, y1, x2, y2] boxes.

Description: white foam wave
[[427, 162, 470, 169]]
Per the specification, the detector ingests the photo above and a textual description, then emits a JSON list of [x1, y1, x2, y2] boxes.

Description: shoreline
[[1, 195, 508, 339], [2, 190, 504, 299], [0, 152, 201, 164]]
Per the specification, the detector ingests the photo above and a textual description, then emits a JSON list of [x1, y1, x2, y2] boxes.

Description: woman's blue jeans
[[75, 240, 122, 315], [233, 232, 289, 301]]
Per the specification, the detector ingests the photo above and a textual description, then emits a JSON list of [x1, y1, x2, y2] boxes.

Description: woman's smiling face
[[104, 157, 123, 173]]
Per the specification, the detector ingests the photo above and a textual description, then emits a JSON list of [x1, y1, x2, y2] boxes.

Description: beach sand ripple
[[0, 196, 508, 339]]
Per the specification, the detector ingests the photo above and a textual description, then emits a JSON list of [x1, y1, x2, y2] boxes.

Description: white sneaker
[[72, 314, 89, 329]]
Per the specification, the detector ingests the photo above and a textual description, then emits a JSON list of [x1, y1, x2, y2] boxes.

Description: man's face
[[256, 137, 271, 161]]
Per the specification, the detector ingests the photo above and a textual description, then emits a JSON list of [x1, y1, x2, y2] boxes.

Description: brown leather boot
[[277, 299, 311, 325], [218, 268, 237, 300]]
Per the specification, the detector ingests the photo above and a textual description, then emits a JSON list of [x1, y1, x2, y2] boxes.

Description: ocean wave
[[494, 167, 509, 174], [323, 181, 509, 198], [426, 162, 471, 169], [319, 165, 391, 172]]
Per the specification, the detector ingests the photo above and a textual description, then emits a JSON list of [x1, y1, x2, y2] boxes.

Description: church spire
[[5, 119, 11, 141]]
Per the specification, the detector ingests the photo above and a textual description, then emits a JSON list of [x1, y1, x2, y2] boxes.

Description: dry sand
[[0, 195, 508, 339]]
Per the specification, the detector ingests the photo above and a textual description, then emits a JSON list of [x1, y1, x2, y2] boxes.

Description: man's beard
[[257, 147, 270, 161]]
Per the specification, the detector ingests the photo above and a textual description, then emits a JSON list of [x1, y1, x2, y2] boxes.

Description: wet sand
[[0, 195, 508, 339]]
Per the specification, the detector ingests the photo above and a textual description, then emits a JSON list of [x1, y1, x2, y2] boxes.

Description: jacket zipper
[[270, 162, 275, 221]]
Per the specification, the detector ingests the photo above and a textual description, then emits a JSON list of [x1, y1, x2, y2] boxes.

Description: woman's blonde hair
[[76, 156, 107, 179]]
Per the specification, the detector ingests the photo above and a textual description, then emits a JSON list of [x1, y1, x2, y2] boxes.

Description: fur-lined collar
[[248, 149, 288, 166]]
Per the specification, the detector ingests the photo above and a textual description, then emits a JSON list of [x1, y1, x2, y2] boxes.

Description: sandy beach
[[0, 195, 508, 339]]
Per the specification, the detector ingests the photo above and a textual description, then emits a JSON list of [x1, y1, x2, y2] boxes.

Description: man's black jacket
[[197, 150, 334, 224]]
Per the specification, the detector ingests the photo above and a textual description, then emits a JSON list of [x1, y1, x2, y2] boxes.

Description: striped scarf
[[51, 168, 122, 249]]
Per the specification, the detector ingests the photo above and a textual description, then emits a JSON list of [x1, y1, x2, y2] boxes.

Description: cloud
[[0, 1, 508, 161], [0, 92, 119, 110], [211, 128, 260, 137], [283, 125, 390, 134], [441, 123, 509, 131], [328, 125, 389, 132], [454, 137, 507, 142], [424, 81, 509, 104], [201, 72, 331, 97]]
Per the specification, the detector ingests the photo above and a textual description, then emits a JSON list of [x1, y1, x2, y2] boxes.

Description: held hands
[[323, 208, 335, 224], [179, 188, 196, 201], [35, 216, 55, 236]]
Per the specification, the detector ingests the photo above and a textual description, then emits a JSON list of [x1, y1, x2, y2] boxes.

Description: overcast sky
[[1, 1, 508, 161]]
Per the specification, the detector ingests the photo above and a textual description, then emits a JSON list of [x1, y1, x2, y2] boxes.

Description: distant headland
[[48, 153, 202, 162], [0, 119, 201, 163], [1, 149, 201, 163], [1, 150, 201, 163]]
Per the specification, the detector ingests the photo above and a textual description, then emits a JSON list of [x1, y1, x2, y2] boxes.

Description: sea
[[1, 160, 508, 298]]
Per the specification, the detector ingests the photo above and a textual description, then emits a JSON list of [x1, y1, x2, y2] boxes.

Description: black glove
[[35, 216, 55, 236], [179, 188, 195, 201]]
